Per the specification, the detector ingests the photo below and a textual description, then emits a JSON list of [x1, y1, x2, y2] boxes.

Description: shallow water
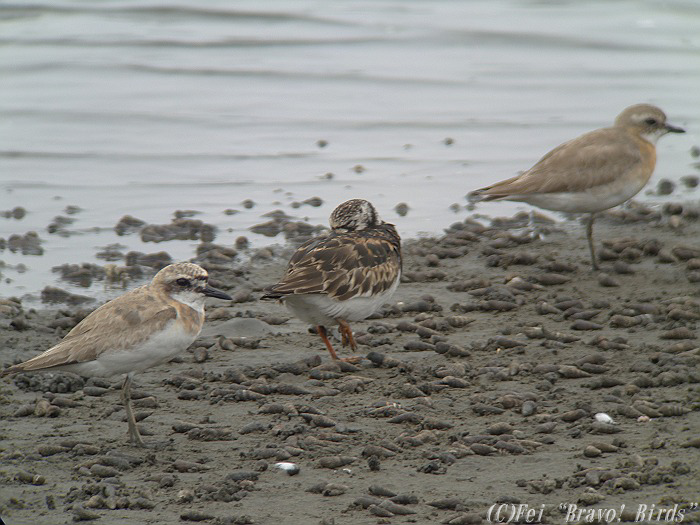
[[1, 0, 699, 299]]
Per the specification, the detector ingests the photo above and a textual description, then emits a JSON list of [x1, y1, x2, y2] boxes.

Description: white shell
[[594, 412, 615, 424], [274, 462, 298, 472]]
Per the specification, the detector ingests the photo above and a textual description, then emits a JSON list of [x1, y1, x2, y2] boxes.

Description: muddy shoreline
[[1, 205, 699, 525]]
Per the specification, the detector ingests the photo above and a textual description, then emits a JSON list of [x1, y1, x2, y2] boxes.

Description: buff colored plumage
[[2, 262, 231, 446], [470, 104, 684, 269]]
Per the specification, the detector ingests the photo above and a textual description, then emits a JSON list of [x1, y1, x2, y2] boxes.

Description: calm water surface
[[1, 0, 699, 299]]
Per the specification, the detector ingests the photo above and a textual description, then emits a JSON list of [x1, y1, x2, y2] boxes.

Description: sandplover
[[469, 104, 685, 269], [262, 199, 402, 361], [2, 262, 231, 446]]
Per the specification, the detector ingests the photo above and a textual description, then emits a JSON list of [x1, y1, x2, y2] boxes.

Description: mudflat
[[1, 207, 699, 525]]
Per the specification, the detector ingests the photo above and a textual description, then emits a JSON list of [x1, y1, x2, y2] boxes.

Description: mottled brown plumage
[[265, 224, 401, 301], [262, 199, 401, 360]]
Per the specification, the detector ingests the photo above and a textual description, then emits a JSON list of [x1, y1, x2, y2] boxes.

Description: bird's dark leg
[[586, 213, 599, 271], [121, 373, 145, 447]]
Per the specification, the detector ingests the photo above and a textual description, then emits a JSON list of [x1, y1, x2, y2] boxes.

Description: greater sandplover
[[470, 104, 685, 269], [2, 262, 231, 446]]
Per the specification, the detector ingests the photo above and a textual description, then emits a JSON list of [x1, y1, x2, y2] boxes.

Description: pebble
[[583, 445, 602, 458], [598, 273, 620, 287], [73, 506, 101, 521], [369, 505, 394, 517], [181, 510, 215, 522], [317, 456, 356, 469]]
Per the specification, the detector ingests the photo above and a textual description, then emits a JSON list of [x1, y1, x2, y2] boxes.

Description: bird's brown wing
[[263, 226, 401, 301], [3, 286, 178, 374], [474, 128, 651, 199]]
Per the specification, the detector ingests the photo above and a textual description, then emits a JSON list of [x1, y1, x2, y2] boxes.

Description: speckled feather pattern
[[263, 223, 401, 302]]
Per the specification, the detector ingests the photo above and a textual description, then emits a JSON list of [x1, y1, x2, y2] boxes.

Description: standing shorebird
[[262, 199, 402, 361], [469, 104, 685, 270], [2, 262, 231, 446]]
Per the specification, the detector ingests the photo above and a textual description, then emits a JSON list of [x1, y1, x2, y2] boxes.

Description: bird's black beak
[[666, 123, 685, 134], [202, 285, 232, 300]]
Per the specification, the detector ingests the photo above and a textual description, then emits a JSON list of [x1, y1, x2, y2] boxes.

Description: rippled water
[[1, 0, 699, 299]]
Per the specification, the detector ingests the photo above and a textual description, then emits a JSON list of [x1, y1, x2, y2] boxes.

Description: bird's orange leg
[[317, 325, 340, 360], [337, 319, 357, 350]]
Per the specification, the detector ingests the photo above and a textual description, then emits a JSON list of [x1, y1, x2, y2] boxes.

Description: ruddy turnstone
[[262, 199, 401, 361], [2, 262, 231, 446], [469, 104, 684, 270]]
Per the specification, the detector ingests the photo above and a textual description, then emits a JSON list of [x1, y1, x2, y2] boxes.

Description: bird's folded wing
[[266, 232, 401, 301], [476, 129, 646, 197], [6, 289, 178, 372]]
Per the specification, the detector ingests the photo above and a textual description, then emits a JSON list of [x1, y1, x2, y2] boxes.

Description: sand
[[1, 206, 699, 525]]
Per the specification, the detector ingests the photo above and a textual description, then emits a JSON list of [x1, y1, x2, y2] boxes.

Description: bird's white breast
[[61, 318, 199, 377], [283, 275, 400, 327], [512, 175, 649, 214]]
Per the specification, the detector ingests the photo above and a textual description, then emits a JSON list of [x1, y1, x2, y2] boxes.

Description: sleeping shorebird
[[262, 199, 402, 361], [469, 104, 685, 270], [2, 262, 231, 446]]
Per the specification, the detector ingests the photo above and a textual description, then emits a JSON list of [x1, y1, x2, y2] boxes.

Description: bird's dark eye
[[644, 118, 657, 126], [176, 278, 190, 286]]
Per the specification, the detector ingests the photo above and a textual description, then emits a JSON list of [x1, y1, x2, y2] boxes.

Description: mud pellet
[[403, 340, 436, 352], [90, 464, 120, 478], [536, 302, 560, 315], [590, 422, 623, 434], [657, 404, 690, 417], [83, 386, 109, 397], [317, 456, 356, 469], [560, 409, 588, 422], [428, 497, 462, 510], [521, 400, 537, 417], [590, 441, 619, 453], [37, 444, 68, 457], [578, 363, 609, 375], [586, 376, 625, 389], [486, 422, 513, 435], [672, 245, 700, 260], [470, 443, 497, 456], [321, 483, 348, 497], [598, 273, 620, 287], [495, 441, 526, 454], [391, 494, 419, 505], [535, 422, 557, 434], [446, 315, 474, 328], [388, 412, 422, 424], [13, 404, 35, 417], [680, 437, 700, 448], [354, 496, 383, 508], [583, 445, 602, 458], [367, 455, 381, 471], [480, 300, 517, 311], [369, 485, 397, 497], [369, 505, 394, 517], [181, 510, 215, 522], [558, 365, 592, 378], [532, 273, 569, 285], [380, 500, 417, 515], [660, 327, 696, 340], [633, 404, 663, 418], [571, 320, 603, 331], [73, 506, 101, 521]]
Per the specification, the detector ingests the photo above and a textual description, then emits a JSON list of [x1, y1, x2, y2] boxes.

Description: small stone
[[583, 445, 602, 458]]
